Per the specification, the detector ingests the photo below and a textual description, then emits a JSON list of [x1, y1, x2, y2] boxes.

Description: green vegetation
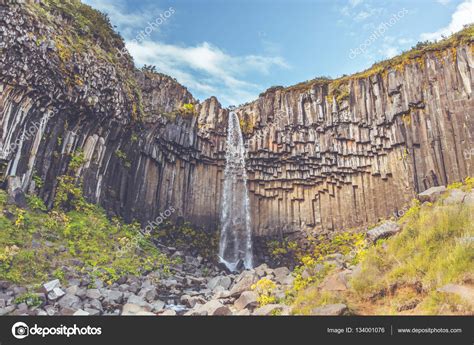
[[152, 221, 219, 260], [290, 181, 473, 315], [239, 114, 256, 135], [351, 200, 473, 297], [14, 292, 43, 307], [0, 147, 173, 286], [0, 187, 173, 286], [252, 278, 277, 306]]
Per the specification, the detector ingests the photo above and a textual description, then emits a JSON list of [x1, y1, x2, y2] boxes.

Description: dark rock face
[[1, 3, 473, 245]]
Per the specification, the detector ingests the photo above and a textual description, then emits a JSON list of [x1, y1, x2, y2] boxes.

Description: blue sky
[[83, 0, 473, 106]]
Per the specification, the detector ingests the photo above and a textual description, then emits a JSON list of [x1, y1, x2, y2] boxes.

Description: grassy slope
[[290, 180, 474, 315]]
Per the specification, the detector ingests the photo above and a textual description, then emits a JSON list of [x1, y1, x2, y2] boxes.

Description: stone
[[418, 186, 447, 203], [234, 291, 259, 311], [180, 294, 206, 308], [437, 284, 474, 306], [58, 294, 81, 309], [73, 309, 90, 316], [85, 289, 101, 300], [48, 287, 66, 300], [311, 303, 348, 315], [319, 271, 349, 292], [253, 304, 285, 316], [138, 287, 157, 303], [229, 271, 257, 297], [122, 303, 155, 316], [127, 294, 152, 311], [207, 276, 232, 291], [463, 191, 474, 205], [366, 221, 401, 243], [151, 300, 165, 312], [160, 309, 177, 316], [235, 309, 251, 316], [103, 290, 124, 306], [84, 308, 101, 316], [196, 300, 231, 316], [0, 305, 15, 316], [254, 264, 269, 277], [42, 279, 60, 293], [443, 189, 466, 205]]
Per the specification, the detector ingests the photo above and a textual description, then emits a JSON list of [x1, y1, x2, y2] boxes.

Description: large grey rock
[[234, 291, 259, 311], [207, 276, 232, 291], [194, 300, 231, 316], [443, 189, 466, 205], [43, 279, 61, 293], [85, 289, 101, 300], [366, 221, 401, 243], [48, 287, 65, 301], [58, 294, 81, 309], [127, 294, 152, 311], [319, 271, 350, 292], [418, 186, 447, 202], [253, 304, 286, 316], [229, 271, 257, 297], [437, 284, 474, 306], [122, 303, 155, 316], [311, 303, 348, 315]]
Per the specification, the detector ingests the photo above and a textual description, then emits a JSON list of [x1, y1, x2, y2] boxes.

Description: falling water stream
[[218, 112, 253, 271]]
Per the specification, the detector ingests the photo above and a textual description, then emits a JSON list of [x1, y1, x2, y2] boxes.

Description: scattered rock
[[253, 304, 286, 316], [418, 186, 446, 202], [42, 279, 61, 293], [437, 284, 474, 306], [311, 303, 348, 315], [229, 271, 257, 297], [234, 291, 258, 311], [443, 189, 466, 205], [366, 221, 401, 243]]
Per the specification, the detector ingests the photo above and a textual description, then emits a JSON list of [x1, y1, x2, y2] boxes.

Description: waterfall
[[218, 112, 253, 271]]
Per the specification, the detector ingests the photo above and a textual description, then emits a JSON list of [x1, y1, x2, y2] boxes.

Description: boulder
[[85, 289, 101, 300], [311, 303, 348, 315], [47, 287, 65, 301], [160, 309, 177, 316], [443, 189, 466, 205], [6, 176, 28, 208], [234, 291, 258, 311], [229, 271, 257, 297], [73, 309, 90, 316], [253, 304, 286, 316], [319, 271, 349, 292], [207, 276, 232, 291], [122, 303, 155, 316], [195, 300, 231, 316], [58, 294, 81, 309], [437, 284, 474, 306], [42, 279, 61, 293], [418, 186, 446, 202], [366, 221, 401, 243]]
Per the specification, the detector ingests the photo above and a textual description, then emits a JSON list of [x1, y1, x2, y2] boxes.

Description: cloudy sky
[[83, 0, 473, 106]]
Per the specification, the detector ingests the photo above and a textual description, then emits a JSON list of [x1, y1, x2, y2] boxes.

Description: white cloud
[[436, 0, 451, 5], [421, 0, 474, 41], [127, 40, 289, 105], [82, 0, 166, 38]]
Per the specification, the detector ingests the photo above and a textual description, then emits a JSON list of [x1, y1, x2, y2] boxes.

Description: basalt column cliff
[[0, 2, 473, 243]]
